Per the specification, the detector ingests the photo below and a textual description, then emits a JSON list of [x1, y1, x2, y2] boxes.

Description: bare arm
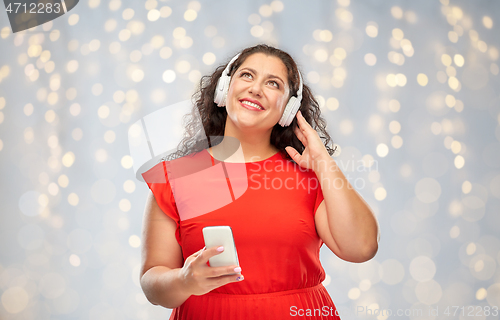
[[140, 191, 244, 309], [140, 191, 190, 308], [286, 110, 379, 263], [314, 165, 379, 263]]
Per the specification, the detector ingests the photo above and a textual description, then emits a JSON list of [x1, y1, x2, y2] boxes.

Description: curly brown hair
[[164, 44, 336, 163]]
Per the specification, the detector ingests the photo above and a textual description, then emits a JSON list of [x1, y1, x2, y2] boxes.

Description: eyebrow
[[239, 67, 286, 86]]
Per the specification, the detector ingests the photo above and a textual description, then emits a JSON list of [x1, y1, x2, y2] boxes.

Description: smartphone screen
[[202, 226, 239, 270]]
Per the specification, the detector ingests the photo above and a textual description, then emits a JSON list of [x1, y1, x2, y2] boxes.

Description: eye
[[241, 72, 252, 79], [268, 80, 279, 89]]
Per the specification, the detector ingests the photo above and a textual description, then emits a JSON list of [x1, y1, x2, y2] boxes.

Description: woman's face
[[225, 52, 290, 132]]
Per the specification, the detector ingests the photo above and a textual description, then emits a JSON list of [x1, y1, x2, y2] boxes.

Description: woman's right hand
[[179, 246, 244, 296]]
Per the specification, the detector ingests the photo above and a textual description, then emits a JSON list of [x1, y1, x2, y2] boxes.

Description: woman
[[140, 44, 379, 319]]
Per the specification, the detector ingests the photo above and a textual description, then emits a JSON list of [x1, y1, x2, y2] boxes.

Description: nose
[[248, 81, 262, 97]]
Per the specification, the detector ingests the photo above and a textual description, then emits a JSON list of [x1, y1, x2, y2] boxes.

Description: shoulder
[[142, 160, 168, 185]]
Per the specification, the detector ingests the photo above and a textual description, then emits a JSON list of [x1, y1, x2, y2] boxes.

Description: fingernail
[[217, 246, 224, 252], [237, 275, 244, 281], [234, 267, 242, 273]]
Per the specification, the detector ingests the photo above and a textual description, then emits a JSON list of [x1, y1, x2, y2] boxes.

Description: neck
[[210, 118, 278, 163]]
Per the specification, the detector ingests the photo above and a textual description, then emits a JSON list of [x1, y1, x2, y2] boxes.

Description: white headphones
[[213, 52, 303, 127]]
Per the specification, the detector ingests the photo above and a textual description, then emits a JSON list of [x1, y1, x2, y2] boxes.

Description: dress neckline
[[206, 148, 282, 164]]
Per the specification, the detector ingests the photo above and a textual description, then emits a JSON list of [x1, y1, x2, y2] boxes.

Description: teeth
[[242, 100, 263, 110]]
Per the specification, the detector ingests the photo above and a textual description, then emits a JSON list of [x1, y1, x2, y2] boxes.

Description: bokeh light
[[1, 1, 499, 319]]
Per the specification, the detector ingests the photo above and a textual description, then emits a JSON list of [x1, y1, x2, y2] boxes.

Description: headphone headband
[[223, 53, 240, 78], [296, 71, 303, 102]]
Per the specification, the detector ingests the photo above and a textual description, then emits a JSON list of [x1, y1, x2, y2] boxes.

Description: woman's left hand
[[285, 110, 330, 171]]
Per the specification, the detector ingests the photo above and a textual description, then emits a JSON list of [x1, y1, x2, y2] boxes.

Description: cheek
[[226, 85, 237, 107], [275, 87, 290, 111], [275, 95, 288, 111], [226, 84, 234, 97]]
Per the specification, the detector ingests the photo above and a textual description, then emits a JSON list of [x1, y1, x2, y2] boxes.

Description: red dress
[[143, 149, 341, 320]]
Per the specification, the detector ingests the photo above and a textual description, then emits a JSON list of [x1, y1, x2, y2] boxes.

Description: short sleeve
[[313, 182, 325, 216], [142, 161, 182, 246]]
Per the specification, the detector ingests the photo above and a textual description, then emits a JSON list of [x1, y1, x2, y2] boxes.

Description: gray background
[[1, 0, 500, 319]]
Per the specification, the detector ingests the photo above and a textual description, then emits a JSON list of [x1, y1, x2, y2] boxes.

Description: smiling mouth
[[240, 100, 264, 110]]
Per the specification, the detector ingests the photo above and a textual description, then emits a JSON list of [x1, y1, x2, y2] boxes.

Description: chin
[[236, 121, 260, 129]]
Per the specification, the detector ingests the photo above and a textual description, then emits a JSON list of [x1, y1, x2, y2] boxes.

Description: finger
[[287, 146, 311, 168], [195, 245, 225, 265], [185, 247, 205, 264], [206, 265, 242, 279], [285, 146, 301, 162], [297, 111, 323, 144], [207, 273, 245, 288], [190, 246, 206, 258], [297, 110, 313, 131], [294, 126, 307, 144]]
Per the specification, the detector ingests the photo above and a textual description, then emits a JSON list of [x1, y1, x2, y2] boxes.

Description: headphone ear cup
[[279, 96, 299, 127], [214, 75, 230, 107], [289, 97, 301, 124], [278, 98, 292, 127]]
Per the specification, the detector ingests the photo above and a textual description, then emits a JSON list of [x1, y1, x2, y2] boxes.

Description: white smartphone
[[202, 226, 239, 270]]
